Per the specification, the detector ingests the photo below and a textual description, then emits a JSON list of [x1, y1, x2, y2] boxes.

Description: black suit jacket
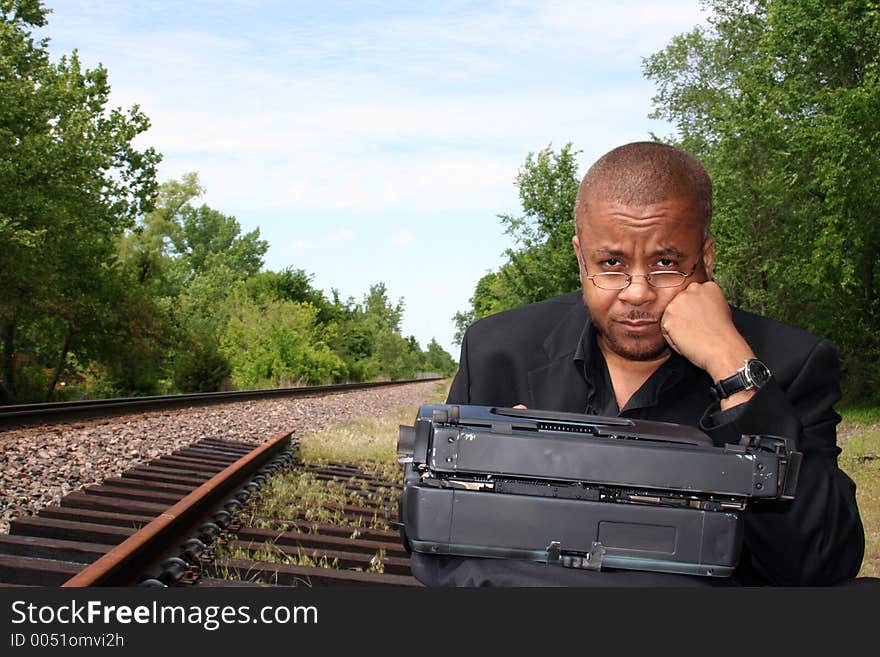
[[412, 291, 864, 586]]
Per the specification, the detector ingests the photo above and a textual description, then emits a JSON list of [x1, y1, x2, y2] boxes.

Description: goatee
[[595, 322, 670, 362]]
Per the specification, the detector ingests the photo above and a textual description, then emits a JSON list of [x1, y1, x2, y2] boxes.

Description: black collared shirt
[[573, 318, 738, 435]]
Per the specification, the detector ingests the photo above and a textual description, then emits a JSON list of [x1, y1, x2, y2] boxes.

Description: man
[[410, 141, 864, 587]]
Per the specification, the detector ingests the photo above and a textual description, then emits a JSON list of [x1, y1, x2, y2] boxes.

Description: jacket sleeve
[[446, 329, 471, 404], [700, 339, 864, 585]]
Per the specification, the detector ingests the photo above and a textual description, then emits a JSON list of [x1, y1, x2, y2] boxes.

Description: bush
[[220, 295, 347, 389], [173, 341, 231, 392]]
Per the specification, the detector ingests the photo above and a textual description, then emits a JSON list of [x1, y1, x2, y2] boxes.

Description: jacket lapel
[[526, 295, 590, 412], [527, 356, 590, 411]]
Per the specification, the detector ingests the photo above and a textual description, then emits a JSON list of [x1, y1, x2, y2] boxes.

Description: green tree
[[358, 283, 411, 379], [453, 143, 582, 342], [643, 0, 880, 402], [422, 338, 457, 376], [0, 0, 160, 402], [314, 290, 372, 381], [117, 174, 269, 393], [363, 282, 404, 333], [220, 288, 347, 388], [141, 172, 267, 282], [371, 330, 421, 380], [169, 264, 239, 391], [245, 268, 336, 323]]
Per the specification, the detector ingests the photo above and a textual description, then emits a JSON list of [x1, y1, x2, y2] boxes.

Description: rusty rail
[[1, 434, 421, 587], [62, 431, 292, 587]]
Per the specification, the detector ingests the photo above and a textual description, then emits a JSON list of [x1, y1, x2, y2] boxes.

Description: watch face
[[745, 360, 771, 388]]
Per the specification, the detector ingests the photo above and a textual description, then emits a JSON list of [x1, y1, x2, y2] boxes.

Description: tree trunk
[[44, 326, 72, 403], [1, 321, 16, 404]]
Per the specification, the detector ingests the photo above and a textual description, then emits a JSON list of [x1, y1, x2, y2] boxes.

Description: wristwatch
[[710, 358, 772, 401]]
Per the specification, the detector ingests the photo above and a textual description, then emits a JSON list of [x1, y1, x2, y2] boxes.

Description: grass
[[296, 381, 449, 465], [837, 407, 880, 579], [838, 405, 880, 425], [250, 470, 397, 531]]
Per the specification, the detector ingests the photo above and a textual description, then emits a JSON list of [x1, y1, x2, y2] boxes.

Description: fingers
[[513, 404, 528, 409], [660, 322, 682, 355], [661, 280, 740, 369]]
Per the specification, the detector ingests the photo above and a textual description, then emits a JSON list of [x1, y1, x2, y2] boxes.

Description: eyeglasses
[[578, 248, 700, 291]]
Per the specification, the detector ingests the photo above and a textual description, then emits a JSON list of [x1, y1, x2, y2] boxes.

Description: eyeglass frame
[[576, 244, 703, 290]]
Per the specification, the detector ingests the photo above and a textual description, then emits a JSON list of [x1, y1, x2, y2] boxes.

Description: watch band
[[711, 371, 747, 400], [711, 359, 771, 401]]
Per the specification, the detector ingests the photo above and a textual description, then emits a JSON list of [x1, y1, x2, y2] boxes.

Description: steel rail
[[0, 441, 423, 587], [0, 377, 443, 429], [0, 438, 261, 586], [61, 430, 293, 587], [1, 433, 421, 586]]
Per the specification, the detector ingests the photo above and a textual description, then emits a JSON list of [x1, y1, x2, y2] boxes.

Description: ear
[[702, 236, 716, 279], [572, 234, 583, 269]]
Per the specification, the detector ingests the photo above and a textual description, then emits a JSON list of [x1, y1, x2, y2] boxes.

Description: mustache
[[619, 312, 659, 322]]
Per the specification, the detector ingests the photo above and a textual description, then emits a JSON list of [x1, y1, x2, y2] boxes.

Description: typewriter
[[397, 404, 802, 577]]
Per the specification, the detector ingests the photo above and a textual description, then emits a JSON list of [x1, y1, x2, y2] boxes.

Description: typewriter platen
[[396, 404, 802, 577]]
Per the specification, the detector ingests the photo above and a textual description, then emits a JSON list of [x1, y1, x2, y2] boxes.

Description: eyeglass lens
[[591, 272, 687, 289]]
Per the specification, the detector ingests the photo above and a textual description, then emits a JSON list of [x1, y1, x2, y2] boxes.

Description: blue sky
[[40, 0, 708, 358]]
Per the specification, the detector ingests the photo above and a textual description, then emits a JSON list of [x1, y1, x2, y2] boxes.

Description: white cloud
[[47, 1, 703, 218], [391, 230, 413, 247], [327, 228, 355, 243]]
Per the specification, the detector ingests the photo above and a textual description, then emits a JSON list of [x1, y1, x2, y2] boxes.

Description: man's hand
[[661, 281, 757, 407]]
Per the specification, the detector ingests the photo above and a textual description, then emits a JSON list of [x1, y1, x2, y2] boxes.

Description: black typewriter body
[[397, 404, 802, 577]]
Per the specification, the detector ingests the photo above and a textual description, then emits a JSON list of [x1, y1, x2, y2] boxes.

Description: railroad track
[[0, 377, 442, 430], [0, 432, 420, 587]]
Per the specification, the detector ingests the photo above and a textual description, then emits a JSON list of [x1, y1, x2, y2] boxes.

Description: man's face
[[573, 196, 715, 362]]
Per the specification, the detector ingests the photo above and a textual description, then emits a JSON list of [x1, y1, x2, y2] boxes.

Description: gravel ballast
[[0, 379, 447, 534]]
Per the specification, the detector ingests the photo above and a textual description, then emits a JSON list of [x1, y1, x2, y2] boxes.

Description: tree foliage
[[220, 289, 347, 388], [453, 143, 582, 343], [643, 0, 880, 402], [0, 0, 160, 402], [423, 338, 457, 377]]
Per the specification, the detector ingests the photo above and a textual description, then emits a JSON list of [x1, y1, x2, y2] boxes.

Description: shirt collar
[[572, 317, 689, 415], [572, 316, 597, 365]]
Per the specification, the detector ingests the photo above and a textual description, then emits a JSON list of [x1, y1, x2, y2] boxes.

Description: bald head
[[575, 142, 712, 238]]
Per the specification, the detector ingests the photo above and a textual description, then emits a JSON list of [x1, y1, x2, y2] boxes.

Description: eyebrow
[[589, 246, 687, 258], [654, 246, 686, 258], [590, 247, 626, 257]]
